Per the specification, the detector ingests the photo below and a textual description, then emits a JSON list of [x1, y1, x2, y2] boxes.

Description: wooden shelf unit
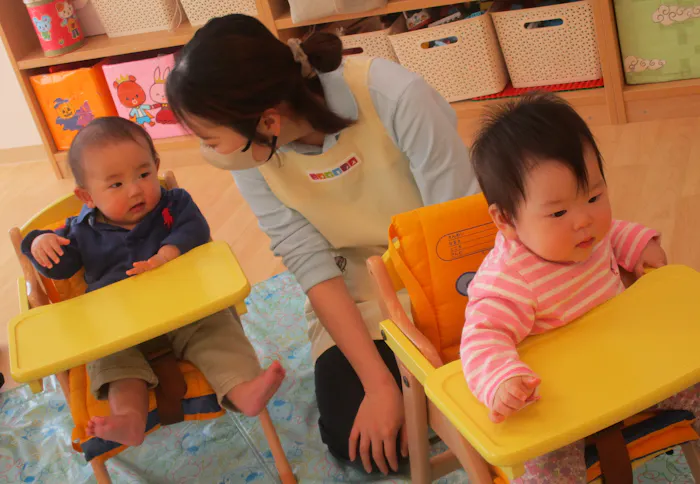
[[0, 0, 695, 179]]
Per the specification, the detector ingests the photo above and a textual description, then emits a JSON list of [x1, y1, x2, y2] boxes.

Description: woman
[[167, 14, 479, 475]]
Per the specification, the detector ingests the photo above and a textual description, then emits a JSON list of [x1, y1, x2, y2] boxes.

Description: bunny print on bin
[[150, 67, 177, 125]]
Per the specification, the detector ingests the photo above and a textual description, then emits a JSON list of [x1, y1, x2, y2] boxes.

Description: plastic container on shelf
[[30, 61, 117, 151], [102, 53, 188, 140], [389, 13, 508, 102], [491, 0, 601, 88], [72, 0, 106, 37], [89, 0, 181, 38], [179, 0, 257, 27], [339, 16, 405, 63], [24, 0, 85, 57], [614, 0, 700, 84]]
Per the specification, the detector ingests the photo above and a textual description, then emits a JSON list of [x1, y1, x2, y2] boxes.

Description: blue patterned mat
[[0, 273, 694, 483]]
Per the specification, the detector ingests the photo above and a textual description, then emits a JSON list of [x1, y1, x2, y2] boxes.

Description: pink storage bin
[[102, 53, 187, 140]]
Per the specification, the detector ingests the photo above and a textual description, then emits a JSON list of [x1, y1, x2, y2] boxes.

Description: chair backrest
[[11, 173, 178, 307], [387, 194, 496, 363]]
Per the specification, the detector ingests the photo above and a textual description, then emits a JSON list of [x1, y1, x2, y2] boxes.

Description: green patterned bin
[[614, 0, 700, 84]]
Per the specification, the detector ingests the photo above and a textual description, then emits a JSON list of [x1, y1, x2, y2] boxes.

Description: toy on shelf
[[24, 0, 85, 57], [30, 61, 117, 151], [103, 53, 188, 139]]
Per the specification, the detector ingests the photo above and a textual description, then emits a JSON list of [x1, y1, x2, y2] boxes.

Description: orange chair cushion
[[388, 194, 496, 363], [69, 361, 225, 463]]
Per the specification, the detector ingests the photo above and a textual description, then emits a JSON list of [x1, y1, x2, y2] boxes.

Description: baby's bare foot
[[228, 361, 286, 417], [86, 414, 146, 446]]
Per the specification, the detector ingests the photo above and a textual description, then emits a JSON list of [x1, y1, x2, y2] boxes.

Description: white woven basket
[[388, 14, 508, 102], [341, 18, 404, 63], [491, 0, 601, 88], [179, 0, 257, 27], [90, 0, 181, 38]]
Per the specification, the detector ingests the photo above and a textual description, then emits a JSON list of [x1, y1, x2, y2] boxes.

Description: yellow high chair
[[8, 172, 296, 484], [367, 194, 700, 483]]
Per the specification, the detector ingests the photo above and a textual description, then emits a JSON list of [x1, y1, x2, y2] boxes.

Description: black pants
[[315, 340, 406, 473]]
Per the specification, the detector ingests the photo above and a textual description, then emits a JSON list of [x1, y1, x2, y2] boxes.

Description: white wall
[[0, 42, 42, 150]]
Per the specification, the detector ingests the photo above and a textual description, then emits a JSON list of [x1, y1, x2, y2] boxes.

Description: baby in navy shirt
[[22, 117, 284, 447]]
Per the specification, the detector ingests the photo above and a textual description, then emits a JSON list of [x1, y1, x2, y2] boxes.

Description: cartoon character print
[[114, 75, 155, 127], [32, 15, 52, 41], [54, 98, 94, 132], [150, 67, 177, 125], [56, 1, 80, 39]]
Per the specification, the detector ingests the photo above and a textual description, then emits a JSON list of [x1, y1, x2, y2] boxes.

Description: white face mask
[[200, 142, 263, 171]]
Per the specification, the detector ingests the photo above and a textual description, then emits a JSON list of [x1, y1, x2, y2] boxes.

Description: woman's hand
[[349, 379, 408, 474]]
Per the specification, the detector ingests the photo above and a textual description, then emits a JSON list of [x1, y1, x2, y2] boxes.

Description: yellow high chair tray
[[424, 264, 700, 472], [9, 240, 250, 387]]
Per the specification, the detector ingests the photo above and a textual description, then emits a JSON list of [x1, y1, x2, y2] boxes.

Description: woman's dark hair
[[470, 92, 604, 220], [68, 116, 158, 186], [167, 14, 353, 145]]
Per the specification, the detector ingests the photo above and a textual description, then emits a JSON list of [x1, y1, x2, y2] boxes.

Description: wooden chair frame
[[9, 171, 295, 484], [367, 255, 700, 484]]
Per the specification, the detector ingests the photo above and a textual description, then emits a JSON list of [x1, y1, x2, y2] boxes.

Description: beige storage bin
[[491, 0, 601, 88], [90, 0, 181, 38], [341, 18, 405, 63], [179, 0, 257, 27], [388, 14, 508, 102]]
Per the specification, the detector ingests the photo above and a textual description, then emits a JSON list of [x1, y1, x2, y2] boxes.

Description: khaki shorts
[[87, 308, 261, 412]]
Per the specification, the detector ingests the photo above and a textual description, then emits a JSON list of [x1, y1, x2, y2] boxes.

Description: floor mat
[[0, 272, 695, 483]]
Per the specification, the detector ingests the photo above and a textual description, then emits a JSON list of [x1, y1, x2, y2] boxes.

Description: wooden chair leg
[[400, 362, 432, 484], [430, 404, 495, 484], [259, 408, 296, 484], [681, 442, 700, 482], [91, 460, 112, 484]]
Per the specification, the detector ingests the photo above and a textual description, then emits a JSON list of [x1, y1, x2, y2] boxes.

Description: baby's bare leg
[[226, 362, 286, 417], [86, 378, 149, 446], [171, 308, 285, 416]]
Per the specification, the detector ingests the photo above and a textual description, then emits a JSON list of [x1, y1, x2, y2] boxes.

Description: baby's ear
[[488, 204, 517, 240], [74, 186, 95, 208]]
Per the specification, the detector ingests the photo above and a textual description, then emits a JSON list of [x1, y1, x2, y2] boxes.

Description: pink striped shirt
[[460, 220, 658, 409]]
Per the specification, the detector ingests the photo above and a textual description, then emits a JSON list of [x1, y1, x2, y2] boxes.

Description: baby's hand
[[490, 375, 540, 423], [635, 238, 667, 279], [30, 233, 70, 269], [126, 245, 180, 276]]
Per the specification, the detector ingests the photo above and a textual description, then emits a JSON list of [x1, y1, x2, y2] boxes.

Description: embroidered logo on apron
[[307, 154, 361, 182]]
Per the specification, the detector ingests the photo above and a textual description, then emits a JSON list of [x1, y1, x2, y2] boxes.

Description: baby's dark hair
[[471, 92, 604, 219], [68, 117, 158, 186]]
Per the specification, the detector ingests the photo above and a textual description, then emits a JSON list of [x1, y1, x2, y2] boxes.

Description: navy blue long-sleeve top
[[21, 188, 210, 293]]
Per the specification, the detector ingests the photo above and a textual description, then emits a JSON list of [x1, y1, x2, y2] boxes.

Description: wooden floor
[[1, 116, 699, 391]]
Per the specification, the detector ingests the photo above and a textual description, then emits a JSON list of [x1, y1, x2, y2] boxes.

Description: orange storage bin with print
[[31, 61, 117, 151]]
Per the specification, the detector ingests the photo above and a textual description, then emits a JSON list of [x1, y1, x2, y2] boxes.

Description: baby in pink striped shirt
[[461, 94, 699, 481]]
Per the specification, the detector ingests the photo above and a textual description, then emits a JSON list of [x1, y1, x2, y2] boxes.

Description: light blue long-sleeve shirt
[[232, 58, 480, 293]]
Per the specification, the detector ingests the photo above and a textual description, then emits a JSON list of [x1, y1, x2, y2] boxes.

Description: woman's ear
[[488, 204, 518, 240], [258, 108, 282, 138]]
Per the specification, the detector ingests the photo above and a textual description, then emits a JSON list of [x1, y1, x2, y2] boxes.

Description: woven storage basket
[[341, 18, 405, 63], [388, 14, 508, 102], [90, 0, 181, 38], [179, 0, 257, 27], [491, 0, 601, 88]]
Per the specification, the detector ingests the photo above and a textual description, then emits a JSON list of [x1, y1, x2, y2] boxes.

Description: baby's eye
[[588, 194, 600, 203], [551, 210, 567, 218], [140, 171, 150, 179], [109, 182, 122, 189]]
